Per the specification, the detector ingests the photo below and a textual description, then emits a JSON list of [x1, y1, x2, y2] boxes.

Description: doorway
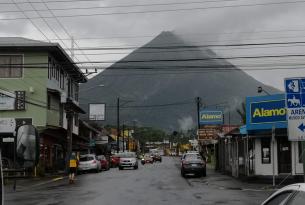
[[277, 137, 291, 174]]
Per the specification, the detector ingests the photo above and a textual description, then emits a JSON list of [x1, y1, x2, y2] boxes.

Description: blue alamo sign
[[246, 94, 287, 130], [199, 110, 223, 125]]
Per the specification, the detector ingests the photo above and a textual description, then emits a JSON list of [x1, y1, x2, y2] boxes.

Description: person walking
[[69, 152, 78, 184]]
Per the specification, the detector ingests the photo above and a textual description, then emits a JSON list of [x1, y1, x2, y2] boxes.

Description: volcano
[[79, 31, 280, 130]]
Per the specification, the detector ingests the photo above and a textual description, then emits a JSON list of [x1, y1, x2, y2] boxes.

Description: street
[[5, 157, 271, 205]]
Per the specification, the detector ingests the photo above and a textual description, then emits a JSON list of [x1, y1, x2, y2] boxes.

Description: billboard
[[89, 103, 105, 121], [199, 110, 223, 125], [246, 94, 287, 130]]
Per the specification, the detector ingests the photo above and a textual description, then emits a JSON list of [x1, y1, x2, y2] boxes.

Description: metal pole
[[122, 124, 125, 152], [0, 149, 3, 205], [302, 141, 305, 182], [272, 125, 276, 187], [116, 97, 120, 153], [196, 97, 201, 151], [127, 128, 130, 152], [66, 111, 73, 172]]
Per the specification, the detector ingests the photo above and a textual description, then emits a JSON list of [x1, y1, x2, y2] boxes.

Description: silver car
[[78, 154, 101, 173], [118, 152, 138, 170]]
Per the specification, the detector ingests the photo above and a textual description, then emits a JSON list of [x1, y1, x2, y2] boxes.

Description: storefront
[[245, 94, 303, 177]]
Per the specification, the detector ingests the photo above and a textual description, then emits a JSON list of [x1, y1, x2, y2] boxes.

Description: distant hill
[[79, 31, 281, 131]]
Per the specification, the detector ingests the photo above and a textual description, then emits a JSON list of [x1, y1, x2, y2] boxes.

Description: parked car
[[110, 155, 120, 168], [97, 155, 110, 170], [181, 153, 206, 177], [261, 183, 305, 205], [118, 152, 138, 170], [78, 154, 101, 174]]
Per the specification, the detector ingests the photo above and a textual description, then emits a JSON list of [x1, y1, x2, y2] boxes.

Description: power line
[[11, 0, 50, 42], [4, 53, 305, 66], [64, 41, 305, 51], [0, 0, 106, 5], [40, 0, 92, 64], [0, 0, 254, 14], [2, 0, 305, 20]]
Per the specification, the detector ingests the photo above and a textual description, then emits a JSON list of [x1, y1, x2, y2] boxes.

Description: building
[[0, 37, 87, 172], [218, 94, 304, 180]]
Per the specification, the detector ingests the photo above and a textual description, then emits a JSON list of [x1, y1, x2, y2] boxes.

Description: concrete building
[[218, 94, 304, 180], [0, 37, 87, 172]]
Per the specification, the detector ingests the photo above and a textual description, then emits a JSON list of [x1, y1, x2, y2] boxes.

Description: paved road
[[5, 157, 271, 205]]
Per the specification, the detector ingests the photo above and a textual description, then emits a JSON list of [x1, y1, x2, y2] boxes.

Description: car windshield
[[80, 156, 94, 161], [185, 154, 202, 160], [120, 153, 136, 158]]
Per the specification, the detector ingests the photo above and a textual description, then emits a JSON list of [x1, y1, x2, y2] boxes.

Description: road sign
[[285, 78, 305, 141]]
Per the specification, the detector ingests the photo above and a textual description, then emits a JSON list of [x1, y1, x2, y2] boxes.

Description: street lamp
[[257, 86, 271, 95]]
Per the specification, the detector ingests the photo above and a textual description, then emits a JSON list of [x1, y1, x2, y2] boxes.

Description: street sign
[[2, 137, 14, 143], [285, 78, 305, 141]]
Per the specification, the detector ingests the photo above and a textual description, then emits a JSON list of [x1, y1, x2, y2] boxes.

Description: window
[[261, 138, 271, 164], [287, 191, 305, 205], [0, 55, 23, 78], [47, 94, 51, 110], [264, 191, 293, 205], [74, 113, 79, 126]]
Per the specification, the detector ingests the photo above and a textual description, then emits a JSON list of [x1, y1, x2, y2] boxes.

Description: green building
[[0, 37, 87, 172]]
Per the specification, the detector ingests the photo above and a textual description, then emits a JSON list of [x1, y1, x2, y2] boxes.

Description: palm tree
[[236, 101, 246, 124]]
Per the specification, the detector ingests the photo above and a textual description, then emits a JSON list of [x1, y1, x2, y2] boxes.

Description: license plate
[[191, 164, 197, 167]]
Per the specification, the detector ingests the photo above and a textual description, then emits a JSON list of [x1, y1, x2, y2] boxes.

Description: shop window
[[261, 138, 271, 164]]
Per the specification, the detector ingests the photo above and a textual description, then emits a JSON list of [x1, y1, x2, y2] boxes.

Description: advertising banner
[[89, 103, 105, 121], [199, 110, 223, 125], [246, 94, 287, 130]]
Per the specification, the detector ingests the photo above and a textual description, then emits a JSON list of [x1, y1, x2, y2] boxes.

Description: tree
[[236, 101, 246, 124]]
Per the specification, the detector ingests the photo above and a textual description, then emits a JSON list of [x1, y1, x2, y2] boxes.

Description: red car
[[97, 155, 110, 170], [110, 155, 120, 168]]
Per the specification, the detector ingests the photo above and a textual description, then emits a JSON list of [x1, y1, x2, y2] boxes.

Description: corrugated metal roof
[[0, 37, 53, 46]]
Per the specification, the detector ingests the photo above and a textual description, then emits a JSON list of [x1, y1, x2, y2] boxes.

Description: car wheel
[[119, 166, 123, 170], [134, 165, 138, 170]]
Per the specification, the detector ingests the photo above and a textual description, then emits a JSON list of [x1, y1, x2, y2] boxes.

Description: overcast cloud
[[1, 0, 305, 90]]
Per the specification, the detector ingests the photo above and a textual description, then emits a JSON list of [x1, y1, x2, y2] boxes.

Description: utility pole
[[196, 97, 202, 132], [116, 97, 120, 153], [66, 110, 73, 172], [127, 127, 130, 152], [302, 141, 305, 182], [122, 124, 125, 152]]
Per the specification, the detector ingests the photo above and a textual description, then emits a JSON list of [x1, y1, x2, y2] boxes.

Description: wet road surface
[[5, 157, 271, 205]]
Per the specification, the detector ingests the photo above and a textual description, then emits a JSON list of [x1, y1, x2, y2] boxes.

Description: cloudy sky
[[1, 0, 305, 91]]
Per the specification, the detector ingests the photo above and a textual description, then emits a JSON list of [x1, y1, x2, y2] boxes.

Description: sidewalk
[[4, 172, 67, 193], [205, 164, 277, 191]]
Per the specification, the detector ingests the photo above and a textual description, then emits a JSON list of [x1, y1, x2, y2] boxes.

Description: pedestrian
[[69, 152, 78, 184]]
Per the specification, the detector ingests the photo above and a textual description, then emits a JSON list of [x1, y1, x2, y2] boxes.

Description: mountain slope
[[80, 31, 280, 130]]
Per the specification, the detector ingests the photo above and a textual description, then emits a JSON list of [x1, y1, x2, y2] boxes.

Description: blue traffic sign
[[285, 79, 300, 93], [285, 77, 305, 141], [286, 93, 301, 108]]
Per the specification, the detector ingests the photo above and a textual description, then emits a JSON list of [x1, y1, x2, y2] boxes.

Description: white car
[[261, 183, 305, 205], [78, 154, 101, 173], [118, 152, 138, 170]]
